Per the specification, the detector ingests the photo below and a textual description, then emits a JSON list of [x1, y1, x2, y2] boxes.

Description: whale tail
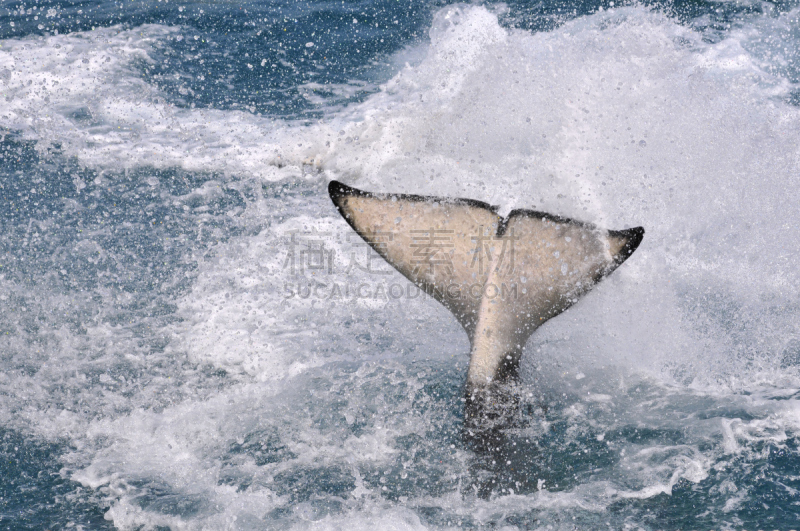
[[328, 180, 643, 422]]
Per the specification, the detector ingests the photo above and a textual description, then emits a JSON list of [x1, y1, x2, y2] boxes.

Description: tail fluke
[[328, 179, 644, 405]]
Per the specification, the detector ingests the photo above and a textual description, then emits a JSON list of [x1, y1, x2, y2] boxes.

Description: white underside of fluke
[[328, 180, 644, 389]]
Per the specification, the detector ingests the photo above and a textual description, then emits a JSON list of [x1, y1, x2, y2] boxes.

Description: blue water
[[2, 0, 800, 528]]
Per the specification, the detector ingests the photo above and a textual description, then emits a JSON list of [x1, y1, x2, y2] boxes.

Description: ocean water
[[2, 0, 800, 528]]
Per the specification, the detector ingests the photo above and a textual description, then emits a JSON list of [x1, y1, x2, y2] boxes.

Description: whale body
[[328, 180, 644, 432]]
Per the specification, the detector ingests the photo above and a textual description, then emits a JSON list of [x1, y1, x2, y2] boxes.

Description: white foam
[[308, 8, 800, 393], [170, 213, 466, 381], [0, 25, 316, 180]]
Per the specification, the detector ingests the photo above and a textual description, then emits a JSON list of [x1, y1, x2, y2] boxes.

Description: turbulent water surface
[[2, 0, 800, 529]]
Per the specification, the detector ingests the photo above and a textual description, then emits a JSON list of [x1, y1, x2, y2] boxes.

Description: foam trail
[[0, 25, 324, 179]]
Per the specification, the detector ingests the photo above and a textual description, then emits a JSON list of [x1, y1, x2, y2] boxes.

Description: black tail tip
[[611, 226, 645, 262], [625, 226, 645, 249], [328, 180, 357, 201]]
